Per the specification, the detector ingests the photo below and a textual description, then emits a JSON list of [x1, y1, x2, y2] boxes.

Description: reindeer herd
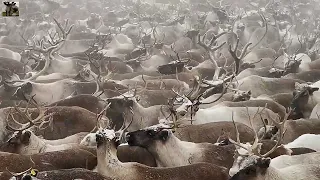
[[1, 0, 320, 179]]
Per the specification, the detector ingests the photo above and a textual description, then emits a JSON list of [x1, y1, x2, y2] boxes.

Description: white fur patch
[[101, 129, 116, 140], [81, 129, 117, 146], [145, 124, 171, 131]]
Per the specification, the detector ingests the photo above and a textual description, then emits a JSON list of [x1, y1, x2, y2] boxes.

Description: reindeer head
[[95, 115, 133, 150], [3, 100, 53, 154], [4, 130, 34, 154], [126, 124, 172, 148], [106, 91, 137, 112], [290, 82, 319, 119], [232, 90, 252, 102], [228, 110, 289, 178], [157, 62, 185, 75], [12, 82, 33, 100], [284, 53, 302, 74], [268, 68, 285, 78], [229, 155, 271, 180]]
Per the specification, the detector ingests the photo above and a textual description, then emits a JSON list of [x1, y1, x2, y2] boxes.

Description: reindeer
[[228, 111, 320, 180], [126, 123, 236, 168], [289, 82, 320, 119], [172, 81, 279, 131], [94, 120, 229, 180], [1, 100, 88, 155], [259, 118, 320, 144], [105, 89, 173, 131]]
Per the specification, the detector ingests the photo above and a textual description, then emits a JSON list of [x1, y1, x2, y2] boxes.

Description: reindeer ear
[[309, 87, 319, 94], [247, 90, 252, 95]]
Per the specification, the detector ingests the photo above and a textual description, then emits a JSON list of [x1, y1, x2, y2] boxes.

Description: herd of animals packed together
[[1, 0, 320, 179]]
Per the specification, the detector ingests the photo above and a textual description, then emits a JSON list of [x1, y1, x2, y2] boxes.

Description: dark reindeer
[[3, 1, 18, 16]]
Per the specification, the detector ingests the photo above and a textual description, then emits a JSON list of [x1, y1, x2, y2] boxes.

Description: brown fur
[[282, 119, 320, 143], [107, 61, 134, 74], [47, 94, 106, 114], [73, 81, 100, 94], [283, 70, 320, 83], [38, 106, 102, 140], [174, 122, 254, 144], [308, 59, 320, 70], [259, 140, 291, 159], [134, 89, 177, 107], [117, 145, 156, 167], [0, 147, 97, 173], [290, 148, 316, 155], [137, 72, 196, 86], [127, 163, 229, 180], [102, 81, 128, 90], [10, 106, 103, 140], [267, 93, 293, 109], [237, 67, 282, 79], [236, 75, 305, 97], [2, 168, 111, 180], [221, 99, 286, 119], [0, 57, 29, 78]]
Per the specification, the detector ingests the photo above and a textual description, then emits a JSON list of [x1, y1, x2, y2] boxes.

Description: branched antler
[[228, 38, 252, 75], [6, 98, 54, 133], [198, 32, 227, 78], [24, 18, 74, 81]]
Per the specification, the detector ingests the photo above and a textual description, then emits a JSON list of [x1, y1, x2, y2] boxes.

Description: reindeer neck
[[310, 91, 320, 106], [96, 142, 134, 179], [148, 133, 198, 167], [22, 133, 46, 155], [124, 100, 145, 117], [264, 166, 288, 180]]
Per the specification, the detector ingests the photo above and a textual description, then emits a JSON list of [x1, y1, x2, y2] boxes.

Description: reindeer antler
[[228, 37, 252, 75], [116, 113, 134, 142], [6, 97, 53, 132], [198, 32, 227, 79], [229, 106, 290, 157], [25, 18, 74, 81]]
